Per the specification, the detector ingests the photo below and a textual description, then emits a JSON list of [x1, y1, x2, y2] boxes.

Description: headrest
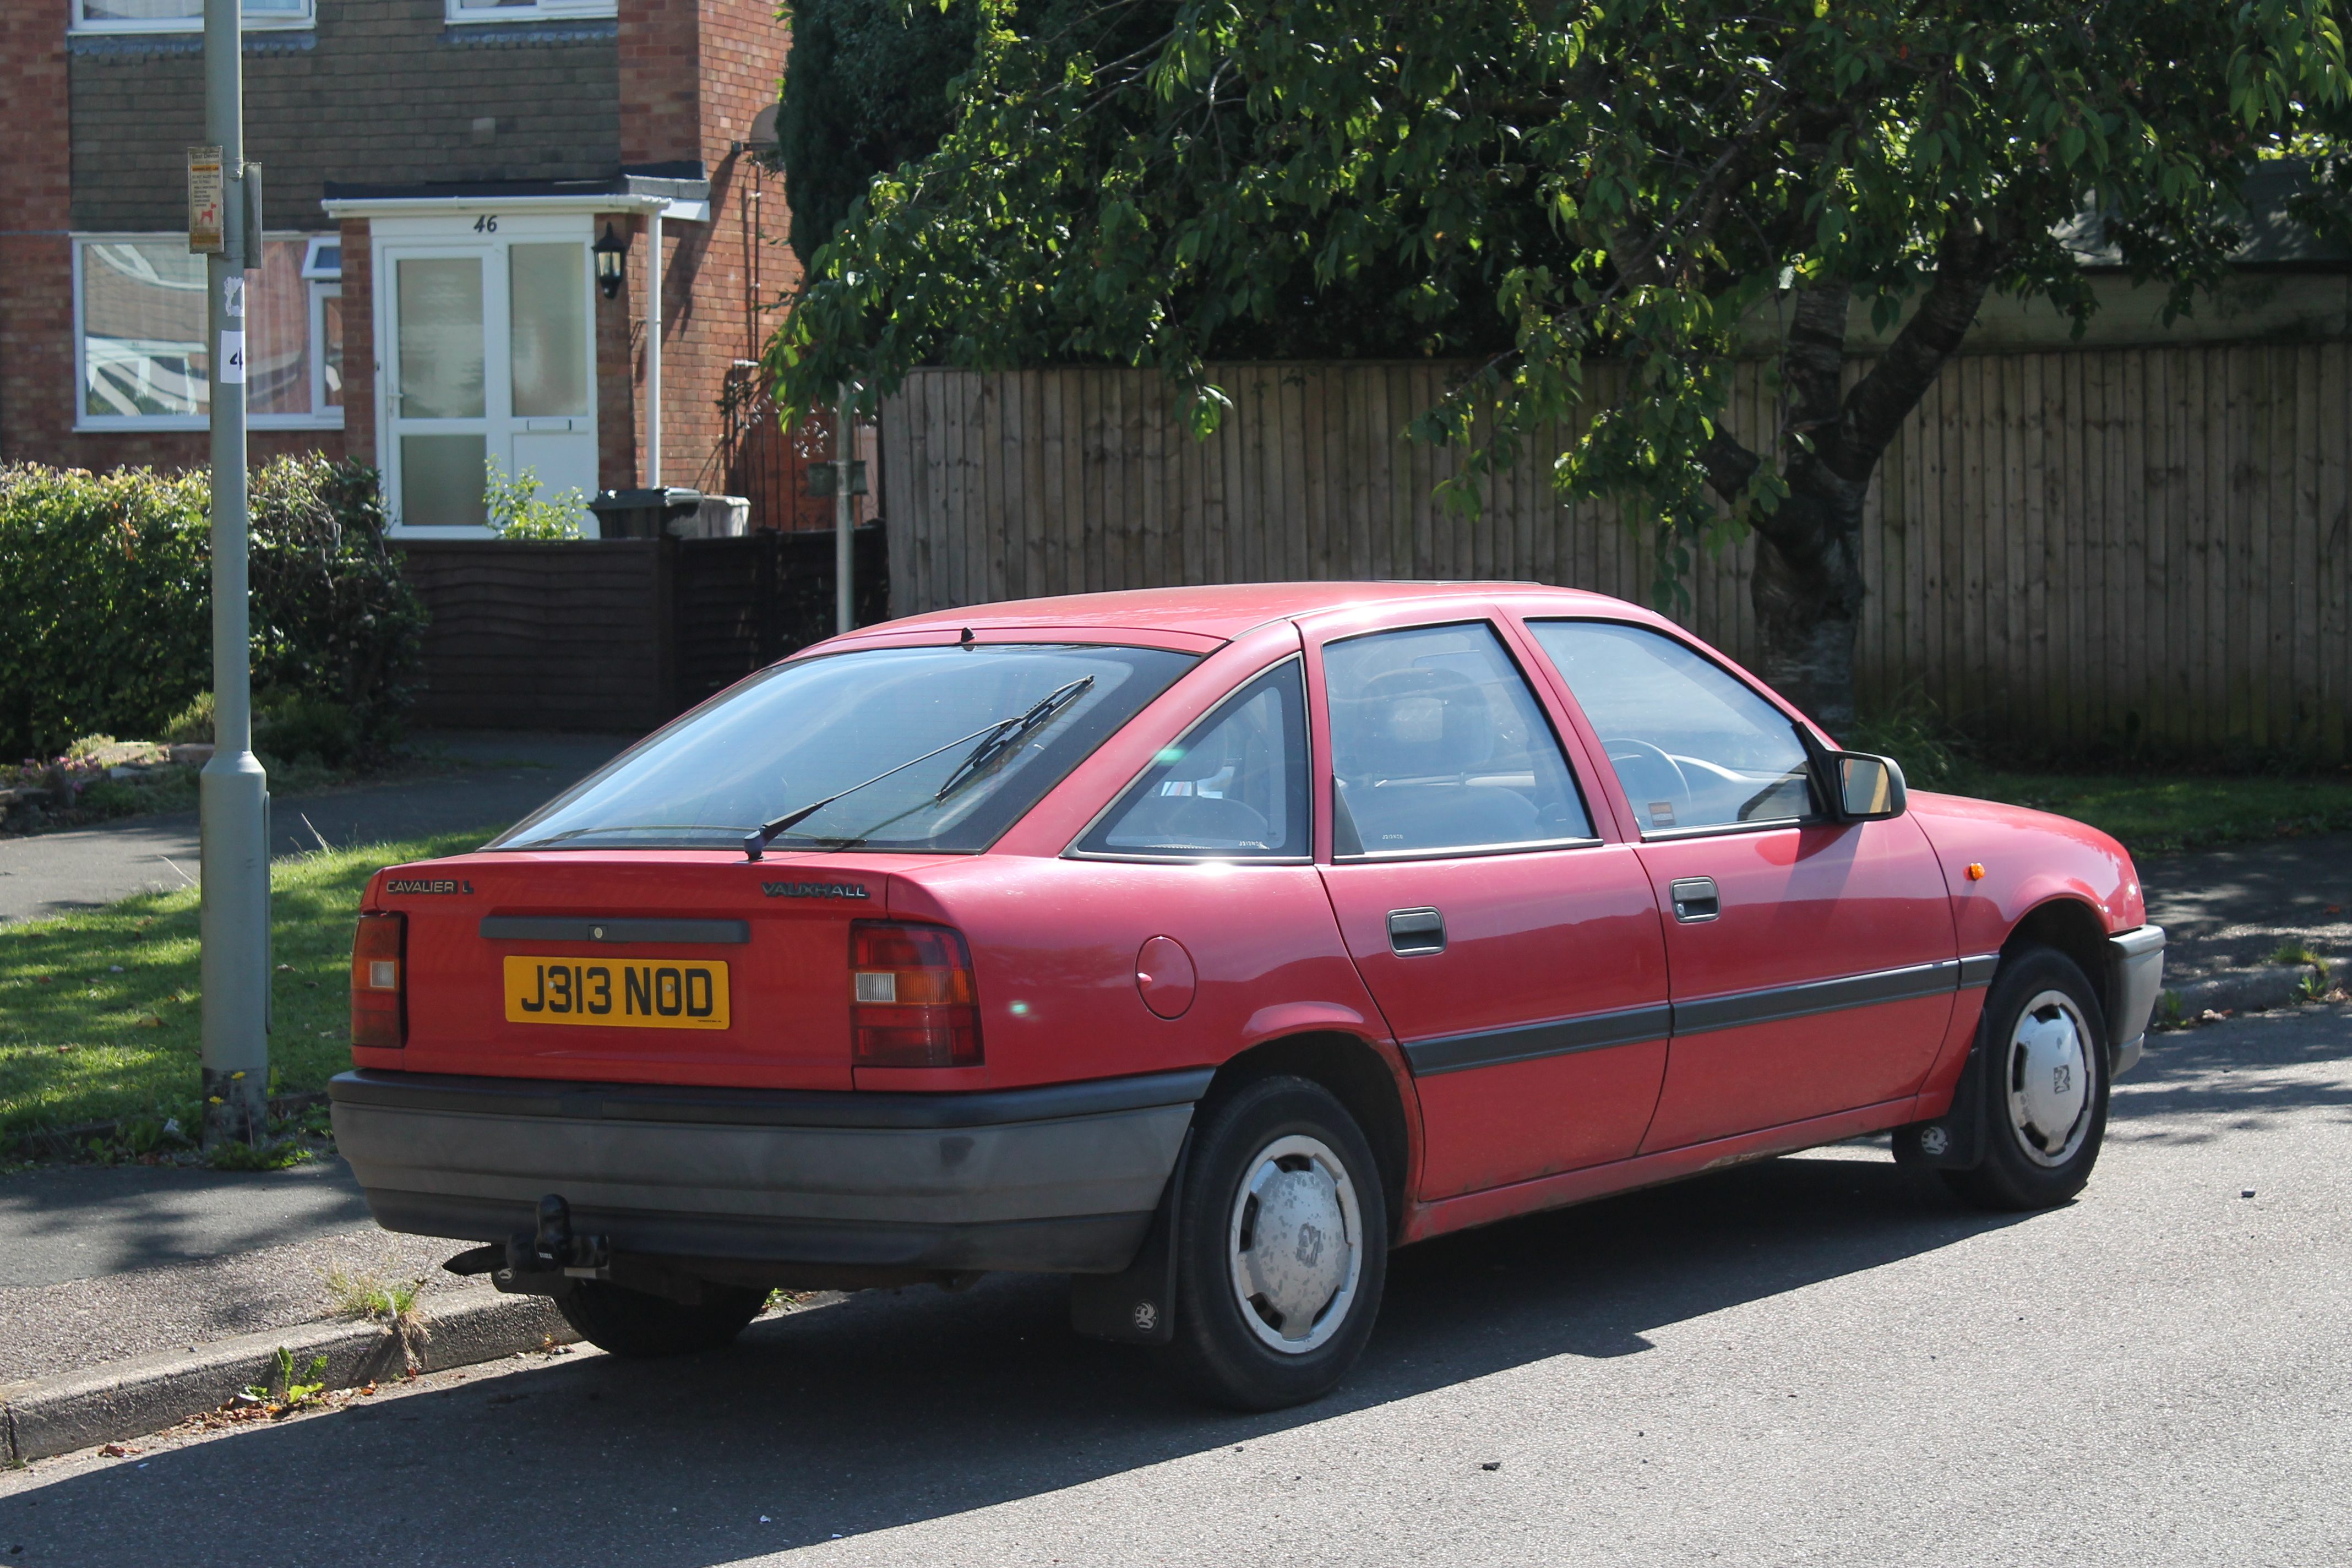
[[1342, 666, 1493, 778]]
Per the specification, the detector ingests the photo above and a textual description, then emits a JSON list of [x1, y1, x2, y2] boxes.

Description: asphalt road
[[5, 999, 2345, 1566], [0, 732, 629, 925]]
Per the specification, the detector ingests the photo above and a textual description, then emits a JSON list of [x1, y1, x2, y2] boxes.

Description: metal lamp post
[[197, 0, 271, 1147]]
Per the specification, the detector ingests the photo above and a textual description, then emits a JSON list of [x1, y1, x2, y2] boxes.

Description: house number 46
[[472, 215, 499, 233]]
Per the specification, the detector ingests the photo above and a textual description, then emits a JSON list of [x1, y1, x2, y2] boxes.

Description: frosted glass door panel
[[396, 257, 484, 418], [401, 434, 488, 526], [508, 243, 589, 417]]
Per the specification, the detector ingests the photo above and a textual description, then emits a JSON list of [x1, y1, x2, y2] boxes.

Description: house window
[[445, 0, 617, 23], [70, 0, 313, 34], [75, 236, 344, 430]]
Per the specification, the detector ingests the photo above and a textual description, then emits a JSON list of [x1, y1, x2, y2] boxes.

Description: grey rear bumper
[[328, 1068, 1208, 1275], [2107, 924, 2166, 1077]]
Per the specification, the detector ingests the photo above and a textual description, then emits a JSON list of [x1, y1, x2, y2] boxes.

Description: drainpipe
[[836, 384, 853, 635], [644, 208, 663, 487]]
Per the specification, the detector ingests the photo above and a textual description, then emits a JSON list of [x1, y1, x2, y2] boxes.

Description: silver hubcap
[[2006, 989, 2095, 1167], [1227, 1134, 1363, 1354]]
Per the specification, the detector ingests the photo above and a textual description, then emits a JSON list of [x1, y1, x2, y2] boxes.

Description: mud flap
[[1069, 1135, 1188, 1345], [1894, 1039, 1989, 1170]]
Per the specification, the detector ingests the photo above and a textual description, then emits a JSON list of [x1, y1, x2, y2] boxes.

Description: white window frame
[[72, 232, 346, 433], [309, 284, 344, 423], [443, 0, 616, 24], [68, 0, 314, 36]]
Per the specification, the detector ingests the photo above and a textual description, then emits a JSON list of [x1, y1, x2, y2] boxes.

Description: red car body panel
[[1629, 816, 1957, 1151], [350, 582, 2154, 1259]]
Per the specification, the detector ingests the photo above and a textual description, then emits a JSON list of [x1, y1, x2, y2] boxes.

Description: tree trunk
[[1749, 482, 1868, 732], [1701, 218, 2008, 730]]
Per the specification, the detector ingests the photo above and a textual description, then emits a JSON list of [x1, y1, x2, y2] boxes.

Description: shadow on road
[[13, 1005, 2343, 1565], [2, 1155, 2023, 1565], [2108, 1001, 2352, 1140]]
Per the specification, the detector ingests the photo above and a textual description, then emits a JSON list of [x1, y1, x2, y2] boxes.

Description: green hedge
[[0, 458, 426, 762]]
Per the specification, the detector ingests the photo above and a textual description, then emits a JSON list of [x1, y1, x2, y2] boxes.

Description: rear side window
[[1077, 660, 1310, 861], [1526, 619, 1815, 833], [495, 643, 1199, 853], [1324, 622, 1592, 858]]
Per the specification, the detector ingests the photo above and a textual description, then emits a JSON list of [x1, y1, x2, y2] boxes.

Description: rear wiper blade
[[931, 677, 1094, 803], [742, 677, 1093, 861]]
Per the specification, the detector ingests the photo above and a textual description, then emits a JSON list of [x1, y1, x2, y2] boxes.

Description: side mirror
[[1831, 752, 1907, 821]]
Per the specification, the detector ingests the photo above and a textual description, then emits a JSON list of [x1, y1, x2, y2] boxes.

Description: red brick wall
[[596, 213, 639, 492], [0, 6, 75, 466], [0, 8, 347, 473], [613, 0, 797, 493], [339, 217, 374, 468]]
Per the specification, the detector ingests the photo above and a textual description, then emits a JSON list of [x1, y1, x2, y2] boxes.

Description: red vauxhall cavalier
[[332, 584, 2165, 1409]]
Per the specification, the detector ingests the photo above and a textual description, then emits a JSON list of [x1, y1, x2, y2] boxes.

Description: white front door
[[378, 214, 597, 533]]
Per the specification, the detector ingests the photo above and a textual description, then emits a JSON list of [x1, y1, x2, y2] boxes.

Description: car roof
[[868, 581, 1640, 643]]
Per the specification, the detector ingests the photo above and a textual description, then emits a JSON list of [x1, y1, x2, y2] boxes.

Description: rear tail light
[[351, 911, 406, 1049], [850, 921, 982, 1068]]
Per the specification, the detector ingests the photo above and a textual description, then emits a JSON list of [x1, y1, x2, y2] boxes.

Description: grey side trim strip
[[479, 917, 750, 945], [1672, 959, 1961, 1036], [1959, 953, 2001, 988], [1398, 959, 1966, 1077], [1405, 1004, 1675, 1076], [328, 1066, 1216, 1131]]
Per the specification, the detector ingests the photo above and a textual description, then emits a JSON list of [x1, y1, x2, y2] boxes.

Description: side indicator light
[[351, 911, 406, 1048], [850, 921, 982, 1068], [1966, 863, 1987, 881]]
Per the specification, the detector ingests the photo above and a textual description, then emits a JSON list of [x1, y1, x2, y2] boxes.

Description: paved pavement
[[2137, 829, 2352, 983], [0, 732, 631, 926], [3, 998, 2346, 1565]]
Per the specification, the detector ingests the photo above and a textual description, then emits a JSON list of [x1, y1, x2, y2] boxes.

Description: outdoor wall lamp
[[593, 222, 626, 300]]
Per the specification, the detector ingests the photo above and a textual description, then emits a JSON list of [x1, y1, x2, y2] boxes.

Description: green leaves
[[0, 459, 426, 760], [774, 0, 2350, 602]]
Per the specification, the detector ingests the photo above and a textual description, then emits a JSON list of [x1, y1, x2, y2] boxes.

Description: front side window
[[1324, 622, 1592, 858], [1527, 619, 1815, 834], [1077, 660, 1309, 861], [72, 0, 311, 33], [497, 644, 1200, 853], [76, 236, 342, 428]]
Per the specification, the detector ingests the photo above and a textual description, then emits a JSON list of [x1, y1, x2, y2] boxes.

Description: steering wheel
[[1602, 736, 1695, 831]]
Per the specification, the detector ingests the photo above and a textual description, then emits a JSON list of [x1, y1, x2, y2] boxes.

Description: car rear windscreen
[[492, 643, 1200, 853]]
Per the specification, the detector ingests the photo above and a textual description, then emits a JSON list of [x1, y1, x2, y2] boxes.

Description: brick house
[[0, 0, 800, 534]]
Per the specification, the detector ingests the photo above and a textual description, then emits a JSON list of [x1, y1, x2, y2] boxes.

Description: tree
[[773, 0, 2348, 726], [776, 0, 978, 270]]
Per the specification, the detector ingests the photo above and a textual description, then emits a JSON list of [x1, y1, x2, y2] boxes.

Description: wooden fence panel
[[882, 349, 2352, 758]]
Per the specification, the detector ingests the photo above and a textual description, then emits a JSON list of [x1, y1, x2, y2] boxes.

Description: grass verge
[[1931, 769, 2352, 856], [0, 826, 493, 1147]]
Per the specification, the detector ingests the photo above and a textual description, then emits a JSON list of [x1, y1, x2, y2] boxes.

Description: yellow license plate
[[502, 956, 731, 1030]]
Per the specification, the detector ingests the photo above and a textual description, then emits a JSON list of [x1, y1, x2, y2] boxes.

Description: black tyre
[[1159, 1075, 1389, 1411], [1942, 944, 2110, 1212], [556, 1279, 766, 1358]]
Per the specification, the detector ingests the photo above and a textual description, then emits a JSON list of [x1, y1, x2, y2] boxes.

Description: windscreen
[[493, 643, 1200, 853]]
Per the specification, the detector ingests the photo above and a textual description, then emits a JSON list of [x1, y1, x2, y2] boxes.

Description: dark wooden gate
[[400, 524, 889, 732]]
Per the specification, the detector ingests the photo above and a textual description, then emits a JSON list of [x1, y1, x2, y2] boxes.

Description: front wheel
[[1159, 1075, 1389, 1411], [556, 1279, 766, 1358], [1942, 945, 2110, 1212]]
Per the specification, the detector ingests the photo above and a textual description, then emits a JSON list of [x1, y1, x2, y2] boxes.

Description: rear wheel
[[556, 1279, 766, 1358], [1159, 1075, 1388, 1411], [1942, 945, 2109, 1212]]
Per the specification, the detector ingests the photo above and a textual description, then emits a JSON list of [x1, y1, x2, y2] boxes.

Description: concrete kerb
[[1, 1292, 576, 1464], [2168, 961, 2334, 1020]]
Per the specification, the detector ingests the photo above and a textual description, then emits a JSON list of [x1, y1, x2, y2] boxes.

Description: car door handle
[[1387, 907, 1446, 955], [1669, 877, 1720, 923]]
